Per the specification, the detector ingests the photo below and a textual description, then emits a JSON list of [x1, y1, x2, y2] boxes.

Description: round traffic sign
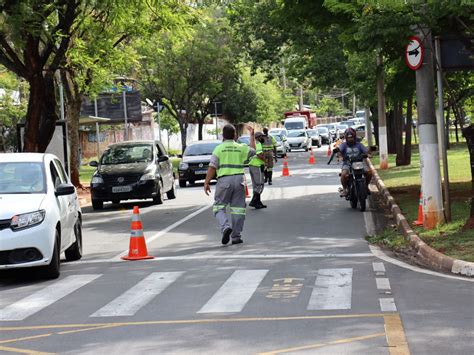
[[405, 36, 424, 70]]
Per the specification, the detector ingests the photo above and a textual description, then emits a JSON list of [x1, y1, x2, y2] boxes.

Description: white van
[[284, 116, 307, 131]]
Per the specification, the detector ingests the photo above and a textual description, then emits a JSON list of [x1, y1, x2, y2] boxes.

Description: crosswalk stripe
[[379, 298, 397, 312], [372, 262, 386, 273], [376, 278, 391, 290], [90, 272, 184, 317], [0, 275, 101, 321], [197, 270, 268, 313], [307, 268, 353, 310]]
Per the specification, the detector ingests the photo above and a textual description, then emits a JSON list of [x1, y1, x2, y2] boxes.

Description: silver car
[[270, 133, 290, 157], [306, 129, 322, 148], [287, 130, 311, 151]]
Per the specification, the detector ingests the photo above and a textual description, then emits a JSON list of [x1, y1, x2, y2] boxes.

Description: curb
[[368, 159, 474, 278]]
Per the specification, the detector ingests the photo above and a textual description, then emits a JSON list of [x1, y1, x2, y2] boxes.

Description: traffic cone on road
[[281, 156, 291, 177], [413, 192, 424, 226], [122, 206, 154, 260], [244, 175, 251, 199], [309, 147, 315, 165], [327, 144, 332, 157]]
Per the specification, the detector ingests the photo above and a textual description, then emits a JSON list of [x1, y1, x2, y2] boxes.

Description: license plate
[[195, 170, 207, 174], [291, 144, 299, 147], [112, 185, 132, 193]]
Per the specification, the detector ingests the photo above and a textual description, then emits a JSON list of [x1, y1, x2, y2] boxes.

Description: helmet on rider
[[344, 127, 357, 145]]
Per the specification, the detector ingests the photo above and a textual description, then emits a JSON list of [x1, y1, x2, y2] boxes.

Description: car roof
[[107, 140, 156, 147], [187, 140, 221, 146], [0, 153, 53, 163]]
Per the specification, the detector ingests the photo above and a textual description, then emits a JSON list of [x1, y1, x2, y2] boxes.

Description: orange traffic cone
[[327, 144, 332, 157], [244, 175, 251, 199], [309, 147, 315, 165], [413, 192, 423, 226], [281, 157, 291, 176], [122, 206, 154, 260]]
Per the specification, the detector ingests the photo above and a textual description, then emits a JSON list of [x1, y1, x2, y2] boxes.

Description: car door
[[49, 161, 72, 250], [53, 159, 77, 245], [156, 142, 173, 191]]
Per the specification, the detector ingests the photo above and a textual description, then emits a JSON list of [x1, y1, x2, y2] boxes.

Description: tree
[[315, 97, 345, 117], [139, 10, 240, 152]]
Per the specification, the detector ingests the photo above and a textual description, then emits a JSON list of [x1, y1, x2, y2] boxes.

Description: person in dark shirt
[[339, 128, 373, 196]]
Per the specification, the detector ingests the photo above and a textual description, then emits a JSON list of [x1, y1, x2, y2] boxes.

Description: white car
[[287, 130, 311, 151], [269, 128, 288, 137], [0, 153, 82, 279]]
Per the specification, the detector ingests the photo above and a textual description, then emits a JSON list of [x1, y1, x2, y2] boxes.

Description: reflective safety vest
[[248, 142, 264, 167], [262, 135, 276, 152], [213, 140, 250, 177]]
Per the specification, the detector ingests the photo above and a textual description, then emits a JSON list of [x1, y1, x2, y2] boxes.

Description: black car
[[89, 140, 176, 210], [178, 140, 220, 187]]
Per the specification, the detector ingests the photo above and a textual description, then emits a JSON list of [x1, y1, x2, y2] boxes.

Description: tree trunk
[[371, 105, 379, 147], [198, 119, 204, 141], [180, 121, 188, 154], [402, 95, 413, 166], [62, 70, 82, 187], [387, 107, 396, 154], [24, 74, 46, 152], [445, 106, 451, 150], [395, 101, 405, 166], [462, 124, 474, 230]]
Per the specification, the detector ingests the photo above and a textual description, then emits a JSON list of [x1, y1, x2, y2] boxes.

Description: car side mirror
[[158, 155, 169, 163], [89, 161, 98, 167], [177, 154, 183, 158], [55, 183, 75, 196]]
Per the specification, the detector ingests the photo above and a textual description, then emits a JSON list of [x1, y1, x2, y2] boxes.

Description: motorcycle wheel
[[350, 187, 358, 209], [356, 180, 367, 212]]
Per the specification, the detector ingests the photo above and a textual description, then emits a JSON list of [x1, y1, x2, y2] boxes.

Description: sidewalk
[[77, 184, 91, 207], [368, 159, 474, 278]]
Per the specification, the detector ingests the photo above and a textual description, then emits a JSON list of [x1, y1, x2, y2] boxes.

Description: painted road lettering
[[266, 278, 304, 299]]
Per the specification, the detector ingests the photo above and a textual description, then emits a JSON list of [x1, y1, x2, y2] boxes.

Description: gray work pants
[[249, 166, 264, 194], [212, 175, 246, 239]]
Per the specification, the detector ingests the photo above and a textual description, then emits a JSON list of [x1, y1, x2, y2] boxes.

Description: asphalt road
[[1, 147, 473, 354]]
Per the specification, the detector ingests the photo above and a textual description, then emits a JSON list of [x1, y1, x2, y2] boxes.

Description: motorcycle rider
[[338, 127, 373, 197]]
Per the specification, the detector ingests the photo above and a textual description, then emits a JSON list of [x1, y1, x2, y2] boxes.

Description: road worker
[[204, 124, 256, 245], [262, 127, 277, 185], [248, 132, 267, 209]]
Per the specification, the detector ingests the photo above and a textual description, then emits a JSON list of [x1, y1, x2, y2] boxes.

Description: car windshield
[[318, 127, 329, 133], [327, 124, 336, 130], [271, 134, 282, 142], [288, 131, 306, 137], [341, 121, 355, 126], [285, 122, 305, 130], [184, 142, 220, 156], [101, 144, 154, 164], [306, 130, 316, 135], [337, 125, 348, 130], [237, 136, 250, 145], [0, 162, 46, 194]]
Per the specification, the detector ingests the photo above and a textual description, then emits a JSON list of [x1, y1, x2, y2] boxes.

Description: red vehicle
[[284, 111, 317, 128]]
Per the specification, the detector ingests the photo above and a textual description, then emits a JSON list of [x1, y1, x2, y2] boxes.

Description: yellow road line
[[0, 334, 52, 345], [258, 332, 386, 354], [384, 314, 410, 355], [0, 313, 388, 332], [0, 344, 54, 355], [57, 324, 122, 335]]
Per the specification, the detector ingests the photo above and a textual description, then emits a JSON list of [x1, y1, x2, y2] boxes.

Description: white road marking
[[372, 262, 386, 273], [91, 272, 184, 317], [376, 278, 391, 290], [112, 204, 212, 260], [370, 245, 474, 283], [0, 275, 101, 321], [75, 253, 374, 265], [197, 270, 268, 313], [379, 298, 397, 312], [308, 268, 353, 310]]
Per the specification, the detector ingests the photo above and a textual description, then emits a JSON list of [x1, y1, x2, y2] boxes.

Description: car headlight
[[91, 176, 104, 184], [140, 172, 157, 181], [179, 162, 189, 170], [11, 210, 46, 230]]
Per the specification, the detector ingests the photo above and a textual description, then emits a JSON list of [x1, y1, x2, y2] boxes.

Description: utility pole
[[214, 101, 219, 140], [376, 50, 389, 169], [435, 37, 451, 222], [352, 95, 356, 116], [122, 89, 128, 141], [94, 98, 100, 158], [415, 27, 445, 228], [299, 86, 304, 110]]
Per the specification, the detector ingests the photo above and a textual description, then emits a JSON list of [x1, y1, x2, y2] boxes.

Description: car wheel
[[92, 200, 103, 210], [167, 180, 176, 199], [189, 180, 196, 186], [153, 182, 164, 205], [39, 229, 60, 279], [179, 180, 186, 188], [65, 219, 83, 261], [112, 199, 120, 204]]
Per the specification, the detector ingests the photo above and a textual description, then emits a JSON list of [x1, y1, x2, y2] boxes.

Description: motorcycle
[[344, 156, 368, 212]]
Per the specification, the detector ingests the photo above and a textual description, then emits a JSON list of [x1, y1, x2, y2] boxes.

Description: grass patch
[[366, 227, 410, 251], [371, 142, 473, 262]]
